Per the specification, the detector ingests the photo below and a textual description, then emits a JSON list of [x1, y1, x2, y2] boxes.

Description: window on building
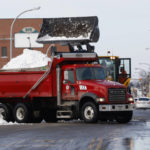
[[1, 47, 7, 58]]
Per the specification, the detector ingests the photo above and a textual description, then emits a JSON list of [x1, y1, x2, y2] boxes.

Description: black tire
[[31, 110, 43, 123], [43, 109, 57, 123], [115, 111, 133, 123], [0, 103, 11, 122], [81, 102, 98, 123], [6, 104, 15, 122], [13, 103, 30, 123]]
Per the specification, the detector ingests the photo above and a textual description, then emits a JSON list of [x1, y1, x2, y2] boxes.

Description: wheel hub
[[84, 106, 94, 120], [16, 107, 25, 121], [0, 108, 5, 119]]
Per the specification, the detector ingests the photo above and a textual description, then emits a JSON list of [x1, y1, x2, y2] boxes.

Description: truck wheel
[[115, 111, 133, 123], [43, 109, 57, 123], [6, 104, 15, 122], [81, 102, 98, 123], [0, 103, 11, 122], [13, 103, 30, 123]]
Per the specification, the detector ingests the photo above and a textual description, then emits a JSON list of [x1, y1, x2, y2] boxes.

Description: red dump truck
[[0, 16, 134, 123]]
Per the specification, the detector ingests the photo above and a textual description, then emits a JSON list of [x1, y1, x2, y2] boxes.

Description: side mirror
[[63, 80, 69, 84]]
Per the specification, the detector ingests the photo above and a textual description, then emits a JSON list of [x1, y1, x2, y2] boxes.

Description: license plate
[[117, 105, 124, 110]]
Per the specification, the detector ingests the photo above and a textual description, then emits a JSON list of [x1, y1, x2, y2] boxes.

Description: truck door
[[62, 69, 78, 100]]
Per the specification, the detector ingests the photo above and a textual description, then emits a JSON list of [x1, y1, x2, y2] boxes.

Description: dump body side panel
[[0, 71, 53, 98]]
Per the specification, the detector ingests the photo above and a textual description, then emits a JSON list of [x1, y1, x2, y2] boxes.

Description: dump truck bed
[[0, 70, 53, 98]]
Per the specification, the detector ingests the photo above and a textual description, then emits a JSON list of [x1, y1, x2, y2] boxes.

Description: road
[[0, 109, 150, 150]]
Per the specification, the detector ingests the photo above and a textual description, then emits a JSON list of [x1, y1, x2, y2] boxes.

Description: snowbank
[[2, 49, 51, 70], [0, 114, 18, 125]]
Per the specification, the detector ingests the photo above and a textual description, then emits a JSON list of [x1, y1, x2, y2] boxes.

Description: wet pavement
[[0, 109, 150, 150]]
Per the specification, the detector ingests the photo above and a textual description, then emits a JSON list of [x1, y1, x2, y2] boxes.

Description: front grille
[[108, 88, 126, 101]]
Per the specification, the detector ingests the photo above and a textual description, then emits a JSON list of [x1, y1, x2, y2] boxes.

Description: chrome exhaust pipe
[[56, 65, 61, 106]]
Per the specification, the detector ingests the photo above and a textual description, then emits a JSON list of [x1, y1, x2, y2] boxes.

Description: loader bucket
[[37, 16, 99, 45]]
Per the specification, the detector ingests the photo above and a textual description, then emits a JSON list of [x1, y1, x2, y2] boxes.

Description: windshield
[[76, 67, 105, 80]]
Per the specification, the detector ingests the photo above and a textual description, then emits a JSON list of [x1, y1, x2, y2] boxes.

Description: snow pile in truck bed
[[2, 49, 51, 70]]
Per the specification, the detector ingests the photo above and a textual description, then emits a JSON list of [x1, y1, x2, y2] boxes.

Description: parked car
[[135, 97, 150, 109]]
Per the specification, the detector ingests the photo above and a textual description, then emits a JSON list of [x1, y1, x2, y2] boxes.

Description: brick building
[[0, 18, 69, 68]]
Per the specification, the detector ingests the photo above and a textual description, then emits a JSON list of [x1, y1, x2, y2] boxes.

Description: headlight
[[128, 97, 134, 102], [96, 98, 105, 102]]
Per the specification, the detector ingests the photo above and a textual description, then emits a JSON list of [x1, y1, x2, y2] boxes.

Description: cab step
[[57, 110, 72, 119]]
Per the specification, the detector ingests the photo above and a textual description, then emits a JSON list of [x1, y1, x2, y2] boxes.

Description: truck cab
[[54, 52, 134, 123], [62, 64, 105, 101]]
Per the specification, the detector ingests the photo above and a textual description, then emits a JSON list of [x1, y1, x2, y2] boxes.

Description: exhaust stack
[[56, 65, 61, 106]]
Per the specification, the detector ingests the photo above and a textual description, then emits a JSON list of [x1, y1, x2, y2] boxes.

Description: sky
[[0, 0, 150, 78]]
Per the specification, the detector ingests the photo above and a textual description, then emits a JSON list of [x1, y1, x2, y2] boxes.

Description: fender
[[72, 92, 99, 119], [80, 92, 99, 104]]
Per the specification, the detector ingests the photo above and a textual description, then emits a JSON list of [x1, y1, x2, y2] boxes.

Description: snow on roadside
[[2, 49, 51, 70], [0, 114, 18, 125]]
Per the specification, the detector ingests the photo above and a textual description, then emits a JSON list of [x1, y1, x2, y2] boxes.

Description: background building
[[0, 18, 69, 68]]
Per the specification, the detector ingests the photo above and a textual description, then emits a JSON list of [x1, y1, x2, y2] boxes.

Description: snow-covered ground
[[0, 114, 18, 125], [2, 49, 51, 70]]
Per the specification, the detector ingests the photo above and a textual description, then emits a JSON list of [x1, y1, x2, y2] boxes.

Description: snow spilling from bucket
[[37, 33, 91, 43], [2, 49, 51, 70]]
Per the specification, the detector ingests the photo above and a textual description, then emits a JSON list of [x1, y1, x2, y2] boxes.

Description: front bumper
[[99, 104, 135, 112]]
